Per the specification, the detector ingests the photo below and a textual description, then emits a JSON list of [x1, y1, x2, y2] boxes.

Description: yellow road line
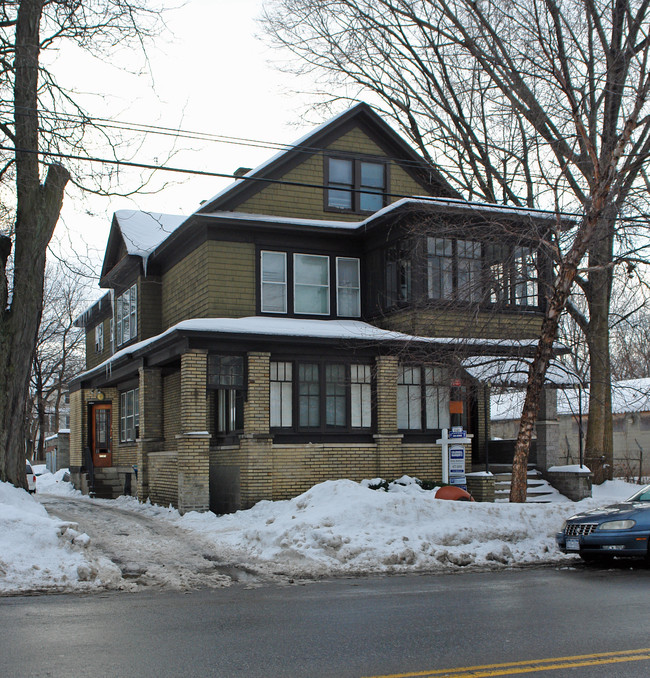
[[363, 647, 650, 678]]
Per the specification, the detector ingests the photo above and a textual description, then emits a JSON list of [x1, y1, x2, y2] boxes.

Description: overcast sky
[[51, 0, 320, 280]]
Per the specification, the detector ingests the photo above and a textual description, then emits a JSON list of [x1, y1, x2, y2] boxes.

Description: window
[[337, 257, 361, 317], [208, 356, 245, 435], [326, 157, 386, 213], [428, 237, 482, 302], [261, 251, 361, 317], [261, 251, 287, 313], [427, 237, 453, 300], [398, 365, 450, 431], [350, 364, 372, 428], [270, 362, 292, 427], [456, 240, 482, 302], [94, 323, 104, 353], [298, 363, 321, 427], [386, 244, 412, 306], [120, 388, 139, 442], [271, 361, 373, 432], [294, 254, 330, 315], [116, 284, 137, 347], [513, 246, 538, 306]]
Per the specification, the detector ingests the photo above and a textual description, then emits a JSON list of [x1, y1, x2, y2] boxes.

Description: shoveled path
[[37, 494, 258, 590]]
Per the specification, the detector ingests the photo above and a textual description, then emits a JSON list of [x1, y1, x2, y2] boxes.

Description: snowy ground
[[0, 470, 645, 596]]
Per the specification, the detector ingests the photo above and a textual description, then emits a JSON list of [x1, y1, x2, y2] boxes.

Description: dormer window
[[326, 157, 387, 213]]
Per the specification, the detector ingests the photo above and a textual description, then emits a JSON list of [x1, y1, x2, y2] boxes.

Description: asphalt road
[[2, 566, 650, 678]]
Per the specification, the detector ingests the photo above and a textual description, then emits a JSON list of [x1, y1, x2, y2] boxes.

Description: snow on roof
[[491, 377, 650, 421], [195, 107, 356, 212], [463, 356, 579, 386], [114, 210, 187, 265], [78, 316, 542, 382]]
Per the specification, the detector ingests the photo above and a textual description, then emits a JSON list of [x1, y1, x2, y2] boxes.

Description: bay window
[[336, 257, 361, 317]]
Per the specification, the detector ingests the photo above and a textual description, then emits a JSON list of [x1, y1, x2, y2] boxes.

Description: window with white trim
[[261, 251, 287, 313], [116, 284, 137, 347], [294, 254, 330, 315], [94, 323, 104, 353], [120, 388, 139, 442], [336, 257, 361, 317]]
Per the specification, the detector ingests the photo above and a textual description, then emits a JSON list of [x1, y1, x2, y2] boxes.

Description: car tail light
[[32, 475, 36, 483]]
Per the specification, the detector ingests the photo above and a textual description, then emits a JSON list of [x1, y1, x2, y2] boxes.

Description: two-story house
[[70, 103, 560, 513]]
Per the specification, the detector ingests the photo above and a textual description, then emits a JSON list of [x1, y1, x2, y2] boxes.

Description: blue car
[[556, 485, 650, 561]]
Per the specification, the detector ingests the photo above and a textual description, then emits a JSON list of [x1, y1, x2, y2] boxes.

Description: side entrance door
[[91, 404, 112, 467]]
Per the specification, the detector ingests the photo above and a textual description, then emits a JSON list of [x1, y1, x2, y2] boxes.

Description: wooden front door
[[91, 404, 112, 467]]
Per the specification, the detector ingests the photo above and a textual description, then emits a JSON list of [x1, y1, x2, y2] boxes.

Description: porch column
[[240, 351, 273, 508], [536, 386, 560, 470], [136, 366, 164, 500], [373, 355, 403, 478], [176, 350, 210, 514]]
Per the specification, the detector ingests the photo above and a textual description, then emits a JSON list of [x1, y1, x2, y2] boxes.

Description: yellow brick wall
[[148, 452, 178, 507], [234, 126, 430, 220], [163, 371, 181, 447]]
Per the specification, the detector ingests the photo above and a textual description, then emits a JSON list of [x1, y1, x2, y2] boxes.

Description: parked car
[[25, 461, 36, 494], [556, 485, 650, 561]]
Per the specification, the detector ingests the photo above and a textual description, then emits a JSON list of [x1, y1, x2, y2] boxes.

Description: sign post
[[437, 427, 471, 490]]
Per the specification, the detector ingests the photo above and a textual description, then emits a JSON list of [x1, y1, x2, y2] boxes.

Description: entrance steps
[[490, 464, 560, 503], [90, 467, 124, 499]]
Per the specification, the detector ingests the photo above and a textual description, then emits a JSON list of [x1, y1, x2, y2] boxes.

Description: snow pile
[[36, 468, 84, 497], [0, 480, 118, 594], [174, 478, 632, 578], [1, 473, 645, 595]]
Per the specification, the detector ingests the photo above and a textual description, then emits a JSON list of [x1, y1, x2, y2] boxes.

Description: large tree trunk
[[0, 0, 69, 486], [583, 217, 615, 483]]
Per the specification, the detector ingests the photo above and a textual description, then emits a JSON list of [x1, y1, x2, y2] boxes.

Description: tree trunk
[[0, 0, 69, 486]]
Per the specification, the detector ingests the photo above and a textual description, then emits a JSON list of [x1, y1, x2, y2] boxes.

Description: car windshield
[[627, 485, 650, 502], [26, 463, 33, 473]]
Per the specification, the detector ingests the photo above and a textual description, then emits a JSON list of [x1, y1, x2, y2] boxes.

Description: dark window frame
[[258, 248, 362, 319], [207, 355, 246, 440], [270, 358, 374, 436], [323, 154, 389, 215]]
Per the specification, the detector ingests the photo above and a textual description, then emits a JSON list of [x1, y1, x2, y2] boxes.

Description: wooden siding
[[234, 126, 429, 220], [379, 308, 544, 340], [161, 240, 255, 328]]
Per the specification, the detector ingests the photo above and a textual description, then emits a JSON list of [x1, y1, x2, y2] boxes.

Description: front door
[[91, 404, 112, 467]]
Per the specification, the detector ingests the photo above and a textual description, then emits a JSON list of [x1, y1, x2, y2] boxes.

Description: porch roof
[[462, 356, 581, 387]]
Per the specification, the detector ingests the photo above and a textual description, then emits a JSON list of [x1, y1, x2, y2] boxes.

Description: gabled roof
[[100, 210, 186, 281], [195, 102, 459, 214]]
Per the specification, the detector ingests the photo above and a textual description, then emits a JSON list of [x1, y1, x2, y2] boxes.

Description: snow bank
[[0, 481, 96, 594]]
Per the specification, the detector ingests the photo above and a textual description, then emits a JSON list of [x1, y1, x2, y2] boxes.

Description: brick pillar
[[373, 355, 403, 479], [136, 367, 164, 500], [176, 351, 210, 513], [240, 352, 273, 508], [536, 387, 560, 470]]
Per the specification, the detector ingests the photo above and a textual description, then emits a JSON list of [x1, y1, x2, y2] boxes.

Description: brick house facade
[[70, 103, 559, 513]]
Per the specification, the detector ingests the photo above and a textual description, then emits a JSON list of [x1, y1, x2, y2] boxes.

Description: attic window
[[326, 157, 387, 213]]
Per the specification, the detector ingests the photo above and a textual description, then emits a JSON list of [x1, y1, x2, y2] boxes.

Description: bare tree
[[0, 1, 164, 488], [26, 263, 88, 461], [263, 0, 650, 496]]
